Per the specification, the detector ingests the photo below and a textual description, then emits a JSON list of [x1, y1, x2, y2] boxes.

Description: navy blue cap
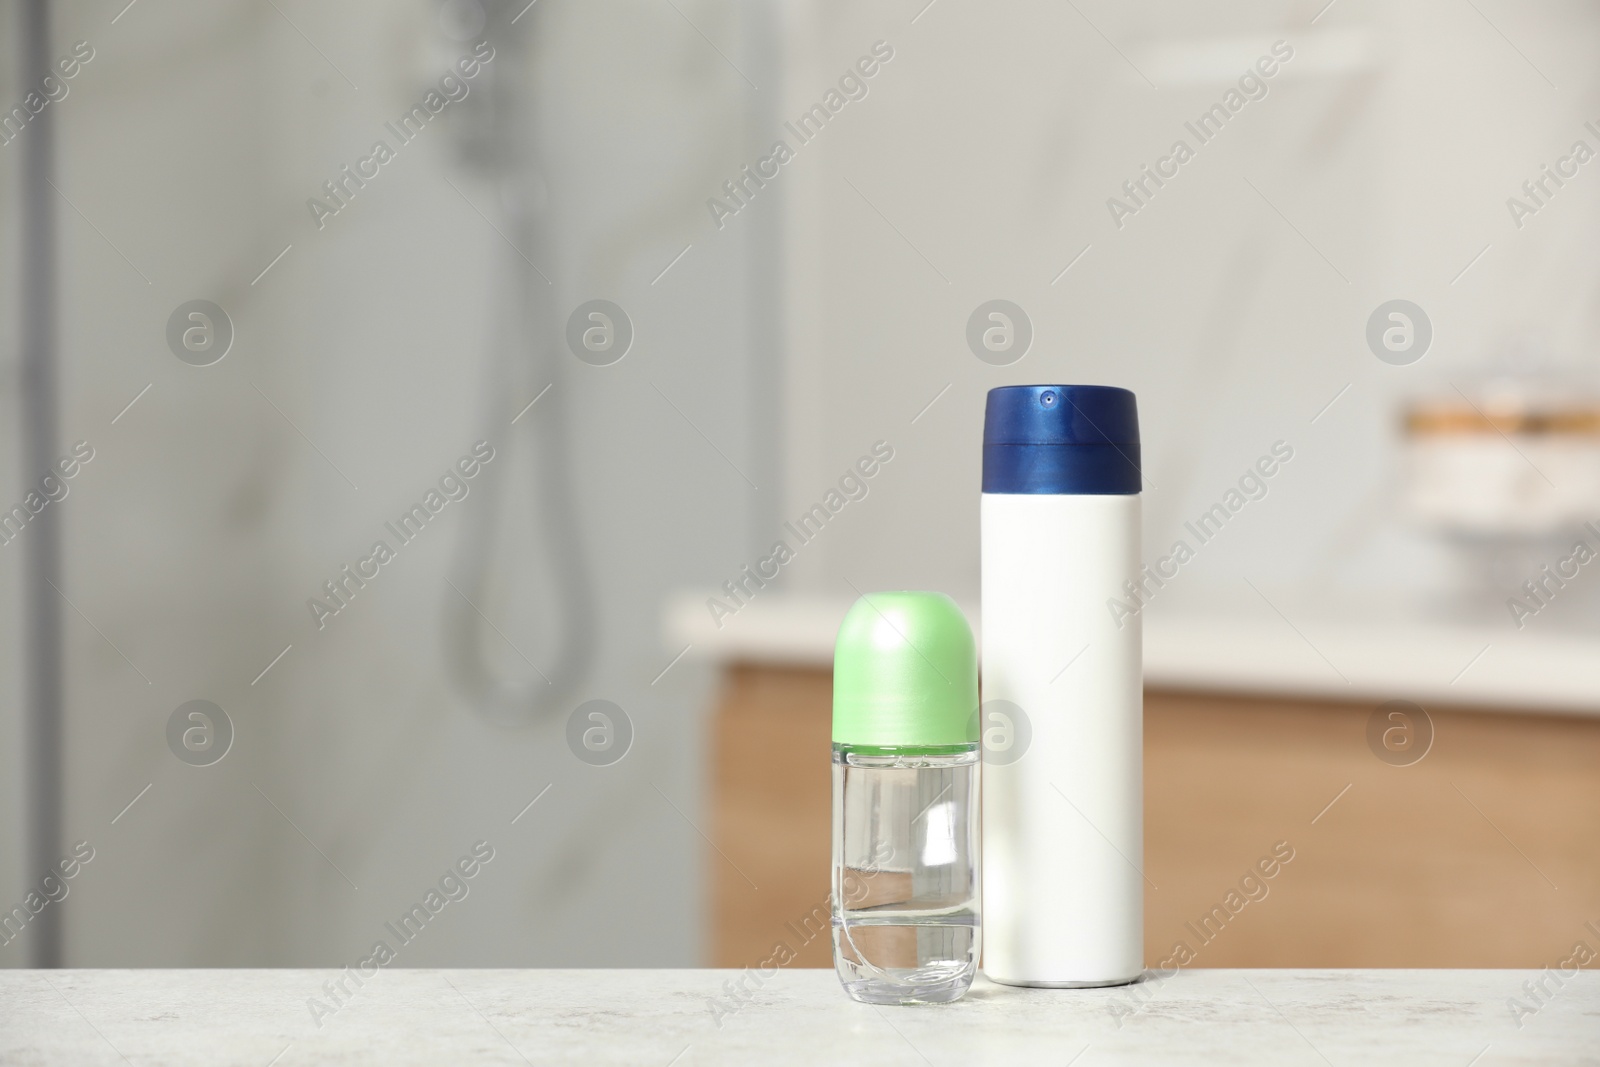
[[982, 384, 1141, 494]]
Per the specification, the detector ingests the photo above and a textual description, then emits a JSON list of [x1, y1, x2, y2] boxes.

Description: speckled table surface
[[1, 968, 1595, 1065]]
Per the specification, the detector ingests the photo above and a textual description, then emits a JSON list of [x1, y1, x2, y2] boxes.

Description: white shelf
[[663, 590, 1600, 716]]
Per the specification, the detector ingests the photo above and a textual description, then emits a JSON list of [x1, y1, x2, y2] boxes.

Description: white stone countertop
[[2, 968, 1595, 1065]]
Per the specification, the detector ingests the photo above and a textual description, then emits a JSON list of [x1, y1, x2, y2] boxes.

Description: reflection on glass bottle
[[832, 744, 979, 1004]]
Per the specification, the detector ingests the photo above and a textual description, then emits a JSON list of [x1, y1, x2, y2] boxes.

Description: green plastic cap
[[832, 591, 979, 748]]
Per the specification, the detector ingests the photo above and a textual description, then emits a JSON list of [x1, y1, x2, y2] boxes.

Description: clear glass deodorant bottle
[[831, 591, 980, 1004]]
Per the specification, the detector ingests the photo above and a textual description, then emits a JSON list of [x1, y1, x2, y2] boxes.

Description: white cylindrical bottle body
[[980, 491, 1143, 986]]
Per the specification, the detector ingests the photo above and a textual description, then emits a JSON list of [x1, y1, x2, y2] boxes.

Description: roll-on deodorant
[[980, 384, 1143, 987], [832, 592, 981, 1005]]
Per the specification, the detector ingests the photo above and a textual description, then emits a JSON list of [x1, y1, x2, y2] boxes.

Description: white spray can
[[980, 384, 1143, 987]]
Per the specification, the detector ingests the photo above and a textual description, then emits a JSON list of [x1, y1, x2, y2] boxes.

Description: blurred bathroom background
[[1, 0, 1598, 971]]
